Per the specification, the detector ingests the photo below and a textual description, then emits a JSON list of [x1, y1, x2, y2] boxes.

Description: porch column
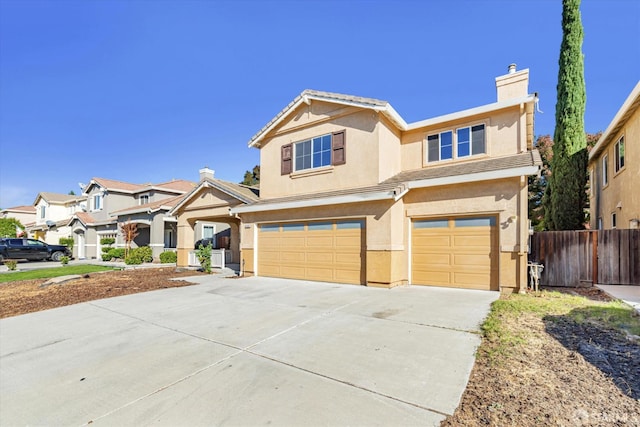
[[177, 218, 195, 267]]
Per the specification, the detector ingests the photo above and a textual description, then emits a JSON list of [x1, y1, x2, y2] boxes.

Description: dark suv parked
[[0, 238, 72, 262]]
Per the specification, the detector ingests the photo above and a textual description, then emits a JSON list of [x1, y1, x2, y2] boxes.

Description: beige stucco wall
[[259, 102, 390, 199], [400, 107, 523, 172], [589, 106, 640, 229]]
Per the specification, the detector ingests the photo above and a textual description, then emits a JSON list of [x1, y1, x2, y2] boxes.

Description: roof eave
[[230, 190, 395, 214], [406, 94, 537, 131], [589, 81, 640, 161]]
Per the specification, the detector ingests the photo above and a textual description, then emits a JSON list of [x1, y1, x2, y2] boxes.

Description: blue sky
[[1, 0, 638, 208]]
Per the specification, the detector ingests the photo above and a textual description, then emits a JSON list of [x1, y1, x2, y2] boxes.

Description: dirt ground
[[0, 268, 205, 319], [442, 287, 640, 427]]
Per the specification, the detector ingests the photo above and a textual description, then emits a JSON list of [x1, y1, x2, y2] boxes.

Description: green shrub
[[125, 252, 143, 265], [100, 237, 116, 246], [59, 237, 74, 250], [196, 243, 212, 273], [124, 246, 153, 265], [5, 260, 18, 271], [103, 248, 125, 261], [159, 251, 177, 263], [60, 256, 70, 265]]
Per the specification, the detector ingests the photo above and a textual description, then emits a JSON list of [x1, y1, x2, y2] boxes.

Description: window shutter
[[332, 130, 346, 165], [281, 144, 292, 175]]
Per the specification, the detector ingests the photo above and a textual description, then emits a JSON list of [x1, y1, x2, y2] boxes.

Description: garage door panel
[[453, 253, 491, 268], [413, 235, 451, 247], [306, 252, 334, 263], [452, 235, 491, 248], [306, 236, 334, 247], [413, 253, 451, 266], [412, 270, 452, 286], [280, 251, 307, 262]]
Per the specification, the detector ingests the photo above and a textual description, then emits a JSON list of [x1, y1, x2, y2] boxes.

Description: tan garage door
[[412, 216, 498, 290], [258, 220, 365, 285]]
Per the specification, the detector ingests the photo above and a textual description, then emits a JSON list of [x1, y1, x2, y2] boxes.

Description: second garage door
[[258, 220, 365, 285], [412, 216, 498, 290]]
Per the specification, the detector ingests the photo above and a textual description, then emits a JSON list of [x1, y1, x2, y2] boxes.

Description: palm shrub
[[196, 243, 212, 273]]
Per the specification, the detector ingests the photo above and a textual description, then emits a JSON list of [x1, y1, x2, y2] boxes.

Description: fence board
[[531, 230, 640, 287]]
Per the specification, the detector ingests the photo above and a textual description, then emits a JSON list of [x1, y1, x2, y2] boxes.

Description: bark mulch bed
[[442, 287, 640, 426], [0, 268, 205, 319]]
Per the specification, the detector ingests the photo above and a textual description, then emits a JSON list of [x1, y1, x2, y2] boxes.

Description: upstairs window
[[281, 131, 346, 175], [139, 195, 149, 205], [40, 205, 46, 219], [93, 194, 102, 211], [602, 155, 609, 186], [614, 136, 625, 173], [456, 124, 486, 157], [427, 131, 453, 162], [611, 212, 617, 229], [295, 134, 332, 171], [427, 124, 485, 163]]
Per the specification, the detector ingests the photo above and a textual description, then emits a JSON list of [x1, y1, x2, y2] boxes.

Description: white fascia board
[[406, 165, 539, 190], [168, 182, 210, 215], [406, 95, 536, 131], [249, 98, 306, 148], [589, 81, 640, 161], [230, 191, 394, 214]]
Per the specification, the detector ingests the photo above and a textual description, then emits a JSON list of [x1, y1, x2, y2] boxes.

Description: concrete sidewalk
[[597, 284, 640, 314], [0, 276, 498, 426]]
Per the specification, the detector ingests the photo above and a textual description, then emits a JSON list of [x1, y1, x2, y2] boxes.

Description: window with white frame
[[427, 124, 485, 163], [611, 212, 617, 229], [294, 134, 332, 171], [602, 155, 608, 186], [139, 194, 149, 205], [40, 205, 46, 219], [614, 136, 625, 172], [202, 224, 215, 239], [93, 194, 102, 211], [427, 131, 453, 162], [456, 124, 486, 158]]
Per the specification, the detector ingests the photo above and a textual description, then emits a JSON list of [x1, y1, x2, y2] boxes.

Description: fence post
[[592, 231, 598, 285]]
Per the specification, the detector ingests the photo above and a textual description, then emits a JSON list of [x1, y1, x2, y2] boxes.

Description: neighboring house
[[67, 178, 195, 260], [170, 167, 260, 267], [0, 206, 36, 232], [207, 65, 541, 293], [589, 81, 640, 230], [28, 193, 87, 245]]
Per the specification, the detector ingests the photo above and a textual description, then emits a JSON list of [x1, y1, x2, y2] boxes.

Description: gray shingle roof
[[243, 151, 541, 208]]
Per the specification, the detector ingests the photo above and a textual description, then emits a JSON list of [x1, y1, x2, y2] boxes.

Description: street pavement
[[0, 275, 498, 426]]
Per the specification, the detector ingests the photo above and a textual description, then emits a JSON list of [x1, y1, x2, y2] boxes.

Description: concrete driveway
[[0, 276, 498, 426]]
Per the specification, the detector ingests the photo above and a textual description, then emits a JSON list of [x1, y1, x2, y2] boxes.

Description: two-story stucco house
[[67, 177, 195, 259], [28, 193, 87, 244], [589, 81, 640, 230], [174, 65, 541, 292]]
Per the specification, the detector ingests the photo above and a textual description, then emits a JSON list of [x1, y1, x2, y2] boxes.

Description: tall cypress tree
[[546, 0, 587, 230]]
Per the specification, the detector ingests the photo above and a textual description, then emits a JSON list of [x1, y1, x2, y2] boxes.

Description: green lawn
[[0, 265, 117, 283], [480, 290, 640, 363]]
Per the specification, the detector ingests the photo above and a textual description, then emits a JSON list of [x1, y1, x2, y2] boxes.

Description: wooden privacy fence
[[530, 230, 640, 287]]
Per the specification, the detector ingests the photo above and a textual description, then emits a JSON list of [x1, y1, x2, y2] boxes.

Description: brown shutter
[[332, 130, 346, 165], [281, 143, 292, 175]]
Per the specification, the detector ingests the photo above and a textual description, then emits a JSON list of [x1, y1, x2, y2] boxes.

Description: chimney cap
[[508, 63, 517, 74]]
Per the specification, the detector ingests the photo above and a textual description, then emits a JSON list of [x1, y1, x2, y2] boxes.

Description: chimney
[[495, 63, 529, 102], [199, 166, 214, 181]]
